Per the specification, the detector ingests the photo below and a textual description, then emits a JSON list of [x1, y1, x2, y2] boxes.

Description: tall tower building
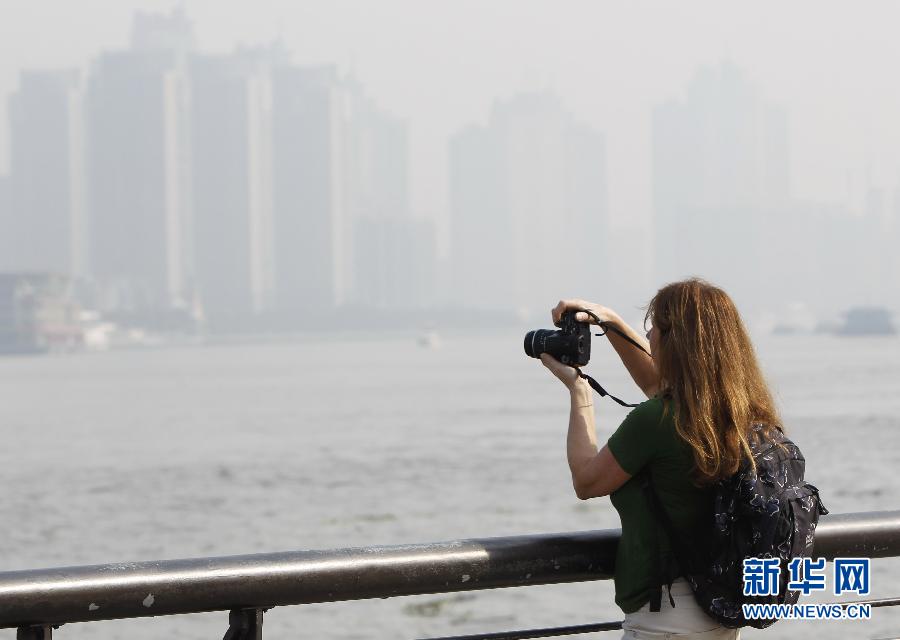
[[271, 66, 346, 317], [344, 78, 433, 310], [0, 175, 10, 270], [652, 63, 789, 306], [271, 67, 426, 318], [86, 8, 193, 312], [892, 185, 900, 311], [190, 47, 282, 326], [7, 70, 85, 276], [450, 92, 608, 314]]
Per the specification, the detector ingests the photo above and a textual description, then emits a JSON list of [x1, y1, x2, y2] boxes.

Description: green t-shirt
[[606, 397, 712, 614]]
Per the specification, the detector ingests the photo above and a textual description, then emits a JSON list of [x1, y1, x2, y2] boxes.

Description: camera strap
[[575, 310, 654, 408], [573, 368, 640, 408], [596, 322, 652, 357]]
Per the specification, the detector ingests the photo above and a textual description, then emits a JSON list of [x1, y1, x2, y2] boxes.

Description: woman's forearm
[[567, 379, 598, 488], [542, 353, 629, 499], [603, 311, 659, 397]]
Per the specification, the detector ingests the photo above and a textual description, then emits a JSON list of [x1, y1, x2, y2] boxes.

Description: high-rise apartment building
[[272, 67, 428, 317], [190, 48, 282, 326], [7, 70, 85, 276], [450, 92, 609, 314], [86, 8, 193, 312], [271, 66, 346, 317], [0, 175, 9, 269], [344, 78, 432, 310], [892, 186, 900, 311], [652, 63, 789, 306]]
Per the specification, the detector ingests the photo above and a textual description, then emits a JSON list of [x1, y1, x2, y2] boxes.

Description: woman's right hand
[[551, 299, 617, 327]]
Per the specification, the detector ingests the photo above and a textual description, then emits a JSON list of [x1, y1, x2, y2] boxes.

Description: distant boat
[[835, 307, 897, 336], [0, 272, 82, 355], [417, 329, 442, 349]]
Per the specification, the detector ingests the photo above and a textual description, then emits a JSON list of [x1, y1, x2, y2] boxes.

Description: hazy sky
[[2, 0, 900, 231]]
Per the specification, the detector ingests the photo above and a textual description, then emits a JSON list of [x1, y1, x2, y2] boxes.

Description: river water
[[0, 331, 898, 639]]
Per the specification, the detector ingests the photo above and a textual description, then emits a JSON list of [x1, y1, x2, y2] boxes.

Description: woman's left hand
[[540, 353, 582, 390]]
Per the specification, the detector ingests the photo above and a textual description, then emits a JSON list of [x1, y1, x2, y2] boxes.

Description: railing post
[[222, 608, 263, 640], [16, 625, 54, 640]]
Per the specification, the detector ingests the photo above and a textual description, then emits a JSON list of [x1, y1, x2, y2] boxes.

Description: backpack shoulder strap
[[639, 470, 686, 611]]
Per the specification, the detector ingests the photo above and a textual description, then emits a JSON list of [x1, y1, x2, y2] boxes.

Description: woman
[[540, 279, 781, 640]]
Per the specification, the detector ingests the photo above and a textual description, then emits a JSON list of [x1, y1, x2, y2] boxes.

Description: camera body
[[524, 310, 592, 366]]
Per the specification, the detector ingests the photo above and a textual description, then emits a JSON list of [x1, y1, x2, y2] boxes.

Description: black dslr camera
[[524, 310, 592, 366]]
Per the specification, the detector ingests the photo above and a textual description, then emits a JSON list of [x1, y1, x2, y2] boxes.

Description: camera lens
[[524, 329, 556, 359], [524, 315, 591, 367], [524, 330, 537, 358]]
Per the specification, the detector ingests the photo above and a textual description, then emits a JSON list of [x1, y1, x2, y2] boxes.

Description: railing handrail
[[1, 510, 899, 629]]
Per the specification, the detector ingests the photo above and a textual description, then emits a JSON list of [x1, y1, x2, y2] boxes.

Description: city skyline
[[0, 9, 442, 331], [4, 2, 900, 223], [0, 5, 898, 332]]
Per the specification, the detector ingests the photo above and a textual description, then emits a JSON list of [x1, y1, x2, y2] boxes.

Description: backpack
[[641, 424, 829, 629]]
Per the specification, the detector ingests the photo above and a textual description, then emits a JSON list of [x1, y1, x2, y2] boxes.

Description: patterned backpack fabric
[[642, 425, 829, 629]]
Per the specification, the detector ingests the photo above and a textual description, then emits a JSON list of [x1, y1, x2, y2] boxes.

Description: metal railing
[[1, 510, 899, 639]]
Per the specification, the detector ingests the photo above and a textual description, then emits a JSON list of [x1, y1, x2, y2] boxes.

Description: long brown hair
[[646, 278, 781, 485]]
